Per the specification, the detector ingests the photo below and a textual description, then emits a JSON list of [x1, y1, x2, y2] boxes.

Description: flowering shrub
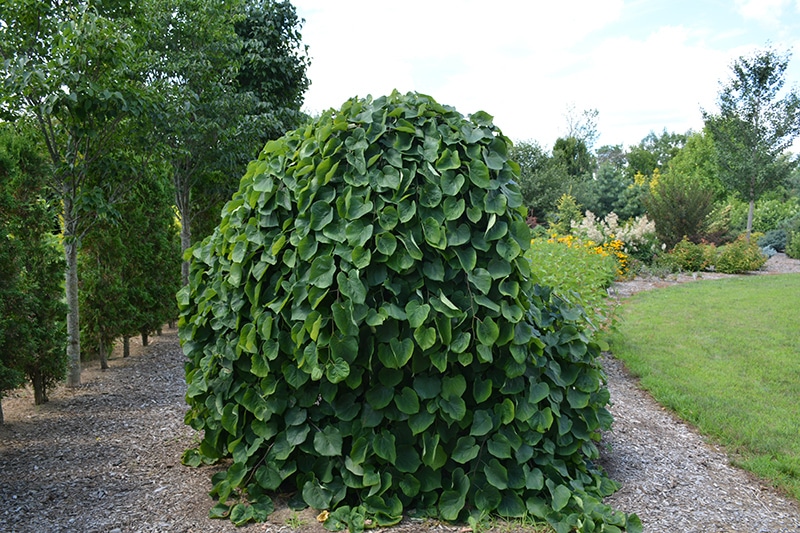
[[571, 210, 659, 265]]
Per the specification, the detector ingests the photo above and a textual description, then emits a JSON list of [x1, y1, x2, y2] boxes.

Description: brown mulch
[[1, 253, 799, 532]]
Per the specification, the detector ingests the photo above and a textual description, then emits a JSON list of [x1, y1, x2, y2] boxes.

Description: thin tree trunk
[[65, 237, 81, 387], [99, 337, 108, 371], [32, 369, 46, 405], [123, 336, 130, 358], [0, 401, 4, 425], [746, 198, 755, 242], [141, 331, 149, 347]]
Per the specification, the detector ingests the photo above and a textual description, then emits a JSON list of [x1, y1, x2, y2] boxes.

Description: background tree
[[1, 2, 152, 386], [625, 130, 687, 181], [509, 139, 570, 222], [552, 135, 594, 180], [667, 130, 726, 201], [704, 47, 800, 240], [80, 170, 180, 367], [563, 105, 600, 151], [234, 0, 311, 152], [145, 0, 310, 285]]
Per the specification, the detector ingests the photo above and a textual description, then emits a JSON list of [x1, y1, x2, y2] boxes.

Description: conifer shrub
[[178, 92, 639, 532]]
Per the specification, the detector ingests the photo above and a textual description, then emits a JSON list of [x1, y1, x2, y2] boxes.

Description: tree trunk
[[99, 337, 109, 371], [65, 237, 81, 387], [32, 369, 46, 405], [141, 331, 149, 347], [0, 401, 4, 425], [157, 327, 162, 336], [746, 198, 755, 242], [123, 336, 130, 358]]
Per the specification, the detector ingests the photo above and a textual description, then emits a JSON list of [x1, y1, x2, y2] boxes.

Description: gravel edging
[[599, 355, 800, 532]]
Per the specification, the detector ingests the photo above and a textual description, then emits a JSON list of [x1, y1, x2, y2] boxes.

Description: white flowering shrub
[[571, 211, 660, 263]]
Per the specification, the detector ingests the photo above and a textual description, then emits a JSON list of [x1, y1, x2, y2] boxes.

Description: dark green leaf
[[413, 326, 437, 350], [471, 410, 494, 436], [373, 430, 397, 462], [469, 159, 491, 187], [394, 387, 420, 414], [484, 458, 508, 489], [314, 426, 343, 456], [476, 316, 500, 345], [550, 483, 571, 512], [413, 375, 441, 400], [309, 255, 336, 288], [451, 436, 479, 463], [422, 217, 447, 249]]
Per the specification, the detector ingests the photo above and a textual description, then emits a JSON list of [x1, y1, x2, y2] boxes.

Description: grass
[[608, 274, 800, 500]]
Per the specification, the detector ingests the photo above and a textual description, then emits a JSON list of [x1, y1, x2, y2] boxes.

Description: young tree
[[563, 105, 600, 151], [0, 124, 67, 418], [704, 47, 800, 239], [1, 2, 151, 386], [552, 136, 595, 179]]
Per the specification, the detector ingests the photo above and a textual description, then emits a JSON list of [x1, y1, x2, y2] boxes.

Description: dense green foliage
[[510, 140, 571, 222], [0, 125, 67, 415], [179, 92, 638, 532], [660, 236, 765, 274], [610, 275, 800, 500], [0, 0, 309, 388], [713, 236, 767, 273], [1, 0, 156, 385], [646, 166, 717, 248], [145, 0, 311, 283], [80, 176, 181, 367]]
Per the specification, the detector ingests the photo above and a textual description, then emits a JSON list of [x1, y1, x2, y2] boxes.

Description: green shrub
[[786, 231, 800, 259], [178, 92, 638, 532], [665, 237, 712, 272], [714, 237, 767, 274]]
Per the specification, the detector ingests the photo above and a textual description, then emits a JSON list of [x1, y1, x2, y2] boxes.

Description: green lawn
[[609, 274, 800, 500]]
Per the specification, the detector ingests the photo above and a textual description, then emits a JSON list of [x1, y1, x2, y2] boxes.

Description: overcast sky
[[293, 0, 800, 150]]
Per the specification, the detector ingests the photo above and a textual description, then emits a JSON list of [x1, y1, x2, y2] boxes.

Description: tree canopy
[[704, 47, 800, 238]]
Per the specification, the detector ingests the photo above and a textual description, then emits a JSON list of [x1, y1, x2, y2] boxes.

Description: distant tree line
[[512, 47, 800, 250]]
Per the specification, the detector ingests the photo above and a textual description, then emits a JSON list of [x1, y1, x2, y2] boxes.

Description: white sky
[[293, 0, 800, 150]]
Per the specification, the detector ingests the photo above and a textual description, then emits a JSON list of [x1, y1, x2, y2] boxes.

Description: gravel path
[[599, 354, 800, 532], [1, 255, 799, 532]]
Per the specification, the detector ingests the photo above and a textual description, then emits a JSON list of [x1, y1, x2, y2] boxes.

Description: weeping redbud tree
[[178, 91, 640, 532]]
